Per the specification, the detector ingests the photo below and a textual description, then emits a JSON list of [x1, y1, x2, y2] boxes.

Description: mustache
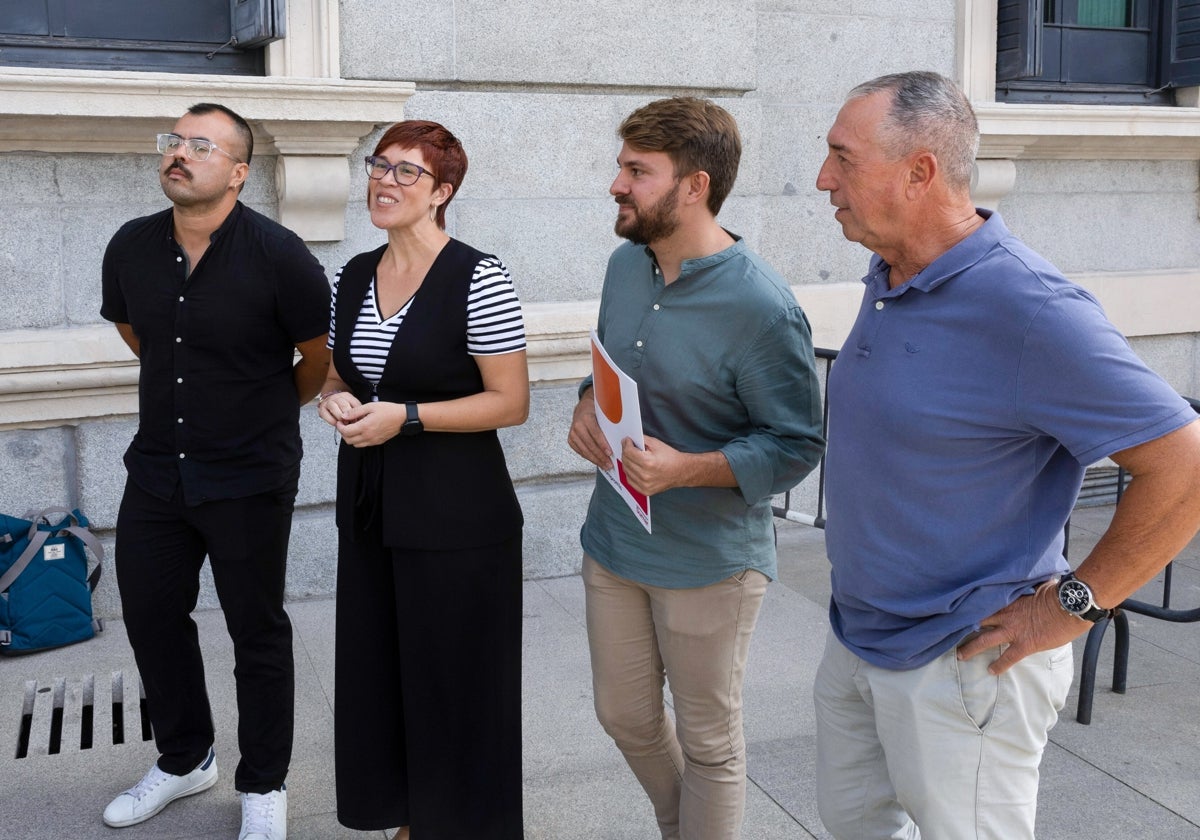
[[165, 161, 191, 179]]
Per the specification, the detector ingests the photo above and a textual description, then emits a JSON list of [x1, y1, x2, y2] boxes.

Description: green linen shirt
[[579, 236, 825, 588]]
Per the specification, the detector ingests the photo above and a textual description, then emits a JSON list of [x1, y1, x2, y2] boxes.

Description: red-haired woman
[[316, 120, 528, 840]]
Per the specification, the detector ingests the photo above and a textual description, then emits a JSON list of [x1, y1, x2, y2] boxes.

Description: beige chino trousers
[[583, 554, 769, 840]]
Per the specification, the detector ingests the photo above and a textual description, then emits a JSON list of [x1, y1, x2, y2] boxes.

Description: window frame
[[0, 0, 284, 77], [996, 0, 1200, 103]]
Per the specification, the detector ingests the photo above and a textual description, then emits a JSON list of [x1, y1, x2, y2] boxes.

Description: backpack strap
[[0, 528, 51, 594], [3, 508, 104, 594], [60, 524, 104, 593], [23, 507, 80, 528]]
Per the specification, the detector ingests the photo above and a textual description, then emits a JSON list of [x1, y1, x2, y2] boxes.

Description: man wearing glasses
[[99, 103, 331, 840]]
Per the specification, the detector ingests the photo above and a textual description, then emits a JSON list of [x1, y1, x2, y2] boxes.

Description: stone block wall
[[2, 0, 1199, 618]]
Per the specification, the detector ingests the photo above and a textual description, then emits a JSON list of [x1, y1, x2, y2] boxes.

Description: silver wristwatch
[[1056, 572, 1114, 623]]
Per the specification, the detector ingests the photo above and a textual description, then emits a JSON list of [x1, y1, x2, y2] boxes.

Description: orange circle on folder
[[591, 343, 623, 424]]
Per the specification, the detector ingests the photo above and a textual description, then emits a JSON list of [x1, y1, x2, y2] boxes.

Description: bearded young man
[[567, 96, 825, 840]]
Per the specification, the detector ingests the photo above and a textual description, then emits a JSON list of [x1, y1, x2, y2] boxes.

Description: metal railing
[[1075, 396, 1200, 724], [771, 347, 837, 529]]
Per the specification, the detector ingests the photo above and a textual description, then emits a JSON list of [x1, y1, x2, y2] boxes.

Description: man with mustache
[[99, 103, 331, 840], [568, 96, 825, 839]]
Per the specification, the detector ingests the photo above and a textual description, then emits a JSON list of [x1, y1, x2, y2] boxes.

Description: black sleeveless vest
[[333, 240, 523, 549]]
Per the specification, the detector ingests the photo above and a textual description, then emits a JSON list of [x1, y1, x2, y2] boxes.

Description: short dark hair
[[618, 97, 741, 216], [846, 71, 979, 192], [187, 102, 254, 165], [373, 120, 468, 230]]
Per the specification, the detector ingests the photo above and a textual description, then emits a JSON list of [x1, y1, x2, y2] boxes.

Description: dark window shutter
[[230, 0, 285, 49], [0, 0, 280, 74], [997, 0, 1043, 81], [1164, 0, 1200, 87]]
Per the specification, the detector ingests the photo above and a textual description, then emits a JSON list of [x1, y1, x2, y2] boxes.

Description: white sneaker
[[238, 785, 287, 840], [103, 747, 218, 827]]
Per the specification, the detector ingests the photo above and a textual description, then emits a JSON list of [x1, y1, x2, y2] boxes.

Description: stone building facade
[[3, 0, 1198, 616]]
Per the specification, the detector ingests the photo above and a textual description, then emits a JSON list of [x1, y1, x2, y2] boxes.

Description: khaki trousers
[[814, 629, 1074, 840], [583, 554, 769, 840]]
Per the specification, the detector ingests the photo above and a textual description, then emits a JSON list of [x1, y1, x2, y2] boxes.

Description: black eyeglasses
[[364, 156, 435, 186], [157, 133, 243, 163]]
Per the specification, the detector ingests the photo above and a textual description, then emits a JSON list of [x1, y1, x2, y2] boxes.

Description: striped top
[[328, 255, 526, 383]]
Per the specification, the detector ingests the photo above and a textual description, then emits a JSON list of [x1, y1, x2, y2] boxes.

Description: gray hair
[[847, 71, 979, 192]]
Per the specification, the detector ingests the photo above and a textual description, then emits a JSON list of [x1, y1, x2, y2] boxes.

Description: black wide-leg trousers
[[334, 529, 523, 839]]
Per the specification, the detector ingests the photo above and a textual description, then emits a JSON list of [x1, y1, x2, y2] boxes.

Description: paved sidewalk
[[4, 504, 1200, 838]]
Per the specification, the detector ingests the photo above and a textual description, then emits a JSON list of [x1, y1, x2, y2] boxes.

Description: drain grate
[[15, 671, 153, 759]]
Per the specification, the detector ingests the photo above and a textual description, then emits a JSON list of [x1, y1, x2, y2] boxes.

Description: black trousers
[[114, 478, 295, 793], [334, 529, 524, 838]]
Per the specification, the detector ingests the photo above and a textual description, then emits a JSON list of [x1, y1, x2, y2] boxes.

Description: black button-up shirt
[[101, 202, 330, 505]]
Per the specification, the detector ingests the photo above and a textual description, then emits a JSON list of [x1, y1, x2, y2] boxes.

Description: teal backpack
[[0, 507, 104, 655]]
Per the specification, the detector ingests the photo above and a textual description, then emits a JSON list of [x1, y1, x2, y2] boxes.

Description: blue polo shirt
[[825, 210, 1195, 670], [580, 237, 825, 589]]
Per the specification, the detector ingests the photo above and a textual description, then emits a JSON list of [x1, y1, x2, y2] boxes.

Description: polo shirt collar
[[865, 209, 1007, 297]]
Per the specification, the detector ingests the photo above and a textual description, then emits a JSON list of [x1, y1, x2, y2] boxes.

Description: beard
[[614, 181, 681, 245]]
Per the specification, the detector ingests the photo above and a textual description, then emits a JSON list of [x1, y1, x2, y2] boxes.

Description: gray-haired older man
[[814, 70, 1200, 839]]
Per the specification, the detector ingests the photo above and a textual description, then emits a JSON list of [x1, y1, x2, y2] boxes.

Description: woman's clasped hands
[[319, 393, 405, 447]]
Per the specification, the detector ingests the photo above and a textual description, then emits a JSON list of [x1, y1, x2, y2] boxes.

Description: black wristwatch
[[1056, 572, 1114, 623], [400, 401, 424, 436]]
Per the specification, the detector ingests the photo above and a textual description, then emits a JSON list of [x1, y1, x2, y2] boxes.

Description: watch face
[[1058, 579, 1092, 614]]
